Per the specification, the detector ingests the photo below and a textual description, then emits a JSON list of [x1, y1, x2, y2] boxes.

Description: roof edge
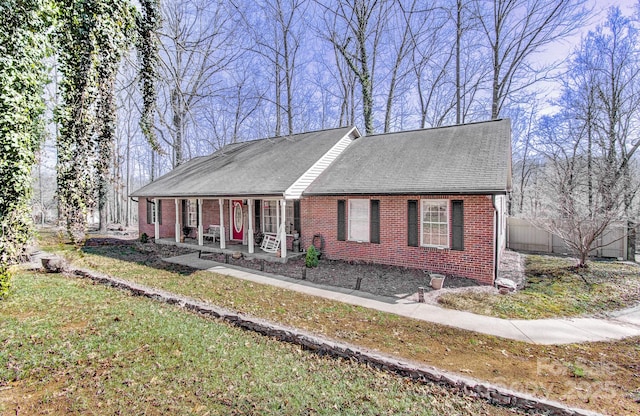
[[302, 189, 509, 197]]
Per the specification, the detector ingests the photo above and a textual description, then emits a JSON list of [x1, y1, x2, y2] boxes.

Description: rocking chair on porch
[[260, 226, 282, 254]]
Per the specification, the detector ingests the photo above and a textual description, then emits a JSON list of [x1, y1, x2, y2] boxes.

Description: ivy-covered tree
[[55, 0, 134, 241], [0, 0, 52, 296], [94, 2, 135, 232], [136, 0, 162, 153]]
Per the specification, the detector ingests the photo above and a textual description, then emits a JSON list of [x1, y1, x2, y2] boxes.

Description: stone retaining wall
[[43, 257, 602, 416]]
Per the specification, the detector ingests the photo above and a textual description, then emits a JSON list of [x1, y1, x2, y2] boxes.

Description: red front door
[[231, 200, 244, 241]]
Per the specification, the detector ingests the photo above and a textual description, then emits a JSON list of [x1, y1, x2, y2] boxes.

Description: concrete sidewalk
[[164, 252, 640, 345]]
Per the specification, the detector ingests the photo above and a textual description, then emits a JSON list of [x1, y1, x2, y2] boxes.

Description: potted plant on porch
[[182, 226, 191, 242]]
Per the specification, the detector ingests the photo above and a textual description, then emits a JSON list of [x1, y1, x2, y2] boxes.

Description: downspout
[[492, 195, 499, 285]]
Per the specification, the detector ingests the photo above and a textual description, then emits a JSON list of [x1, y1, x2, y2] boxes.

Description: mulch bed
[[201, 252, 481, 300], [82, 236, 485, 300]]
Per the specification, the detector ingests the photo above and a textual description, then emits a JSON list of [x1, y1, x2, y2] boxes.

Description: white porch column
[[197, 198, 204, 246], [247, 199, 255, 254], [280, 199, 287, 258], [276, 201, 280, 235], [174, 199, 180, 243], [218, 198, 226, 249], [153, 198, 160, 241]]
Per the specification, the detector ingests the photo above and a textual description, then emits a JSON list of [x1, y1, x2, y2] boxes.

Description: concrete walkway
[[163, 252, 640, 345]]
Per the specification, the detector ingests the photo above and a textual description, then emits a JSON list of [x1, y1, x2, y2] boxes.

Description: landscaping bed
[[200, 251, 481, 299]]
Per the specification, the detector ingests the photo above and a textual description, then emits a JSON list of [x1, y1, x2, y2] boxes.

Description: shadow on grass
[[76, 236, 439, 301], [80, 237, 201, 277]]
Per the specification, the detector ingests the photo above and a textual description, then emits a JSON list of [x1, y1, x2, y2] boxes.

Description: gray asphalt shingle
[[304, 119, 511, 195], [131, 120, 511, 199], [131, 126, 355, 198]]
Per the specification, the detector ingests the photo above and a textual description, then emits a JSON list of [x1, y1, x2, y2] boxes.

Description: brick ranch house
[[131, 119, 512, 285]]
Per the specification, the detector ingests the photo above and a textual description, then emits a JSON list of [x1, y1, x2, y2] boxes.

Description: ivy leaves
[[0, 0, 52, 275], [55, 0, 136, 242], [137, 0, 162, 152], [1, 0, 162, 280]]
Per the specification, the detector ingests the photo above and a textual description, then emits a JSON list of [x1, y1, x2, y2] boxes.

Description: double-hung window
[[421, 200, 449, 248], [262, 200, 294, 234], [348, 199, 370, 242], [146, 199, 156, 224], [187, 199, 198, 227]]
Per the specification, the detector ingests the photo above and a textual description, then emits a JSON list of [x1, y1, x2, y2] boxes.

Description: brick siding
[[138, 198, 177, 239], [300, 195, 496, 285]]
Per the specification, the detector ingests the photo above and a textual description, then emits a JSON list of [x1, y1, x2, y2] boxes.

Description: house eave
[[302, 189, 510, 197], [129, 192, 290, 200]]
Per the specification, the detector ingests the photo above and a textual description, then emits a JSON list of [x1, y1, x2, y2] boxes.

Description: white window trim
[[420, 199, 449, 249], [187, 199, 198, 227], [261, 199, 295, 235], [148, 200, 156, 224], [348, 199, 370, 242]]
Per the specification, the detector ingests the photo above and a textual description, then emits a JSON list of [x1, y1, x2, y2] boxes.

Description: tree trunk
[[171, 89, 183, 166], [455, 0, 461, 125], [627, 221, 636, 261]]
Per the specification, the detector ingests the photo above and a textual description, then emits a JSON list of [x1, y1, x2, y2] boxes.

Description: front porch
[[156, 237, 305, 264], [149, 196, 300, 260]]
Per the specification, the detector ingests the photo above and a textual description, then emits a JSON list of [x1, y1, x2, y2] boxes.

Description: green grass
[[438, 255, 640, 319], [0, 271, 504, 415], [27, 233, 640, 414]]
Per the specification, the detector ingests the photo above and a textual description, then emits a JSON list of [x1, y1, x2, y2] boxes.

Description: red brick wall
[[139, 198, 233, 241], [300, 195, 496, 285], [138, 198, 178, 239]]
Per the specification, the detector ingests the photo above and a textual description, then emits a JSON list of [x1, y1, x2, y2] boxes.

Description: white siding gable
[[284, 126, 360, 200]]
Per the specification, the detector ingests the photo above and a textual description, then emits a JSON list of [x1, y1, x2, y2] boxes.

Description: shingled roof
[[131, 126, 359, 198], [304, 119, 512, 195]]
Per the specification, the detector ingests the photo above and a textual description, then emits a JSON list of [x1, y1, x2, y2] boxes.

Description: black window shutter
[[294, 200, 301, 234], [158, 200, 162, 225], [254, 199, 261, 231], [182, 200, 187, 226], [196, 200, 200, 225], [146, 199, 152, 224], [337, 200, 346, 241], [452, 200, 464, 251], [407, 200, 418, 247], [370, 200, 380, 244]]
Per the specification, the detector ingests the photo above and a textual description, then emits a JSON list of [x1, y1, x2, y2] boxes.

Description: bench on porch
[[202, 225, 220, 242]]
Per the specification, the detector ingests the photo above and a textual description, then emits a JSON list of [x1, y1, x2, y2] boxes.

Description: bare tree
[[327, 35, 358, 127], [381, 1, 420, 132], [473, 0, 589, 119], [535, 114, 627, 269], [510, 104, 540, 215], [319, 0, 393, 134], [532, 7, 640, 266], [407, 0, 488, 128], [238, 0, 307, 137], [156, 0, 238, 167], [201, 64, 264, 150]]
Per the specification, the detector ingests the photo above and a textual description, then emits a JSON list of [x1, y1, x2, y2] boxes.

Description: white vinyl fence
[[507, 217, 629, 260]]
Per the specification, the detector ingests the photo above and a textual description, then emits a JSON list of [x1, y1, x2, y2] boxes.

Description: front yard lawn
[[2, 271, 509, 415], [29, 234, 640, 415], [437, 254, 640, 319]]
